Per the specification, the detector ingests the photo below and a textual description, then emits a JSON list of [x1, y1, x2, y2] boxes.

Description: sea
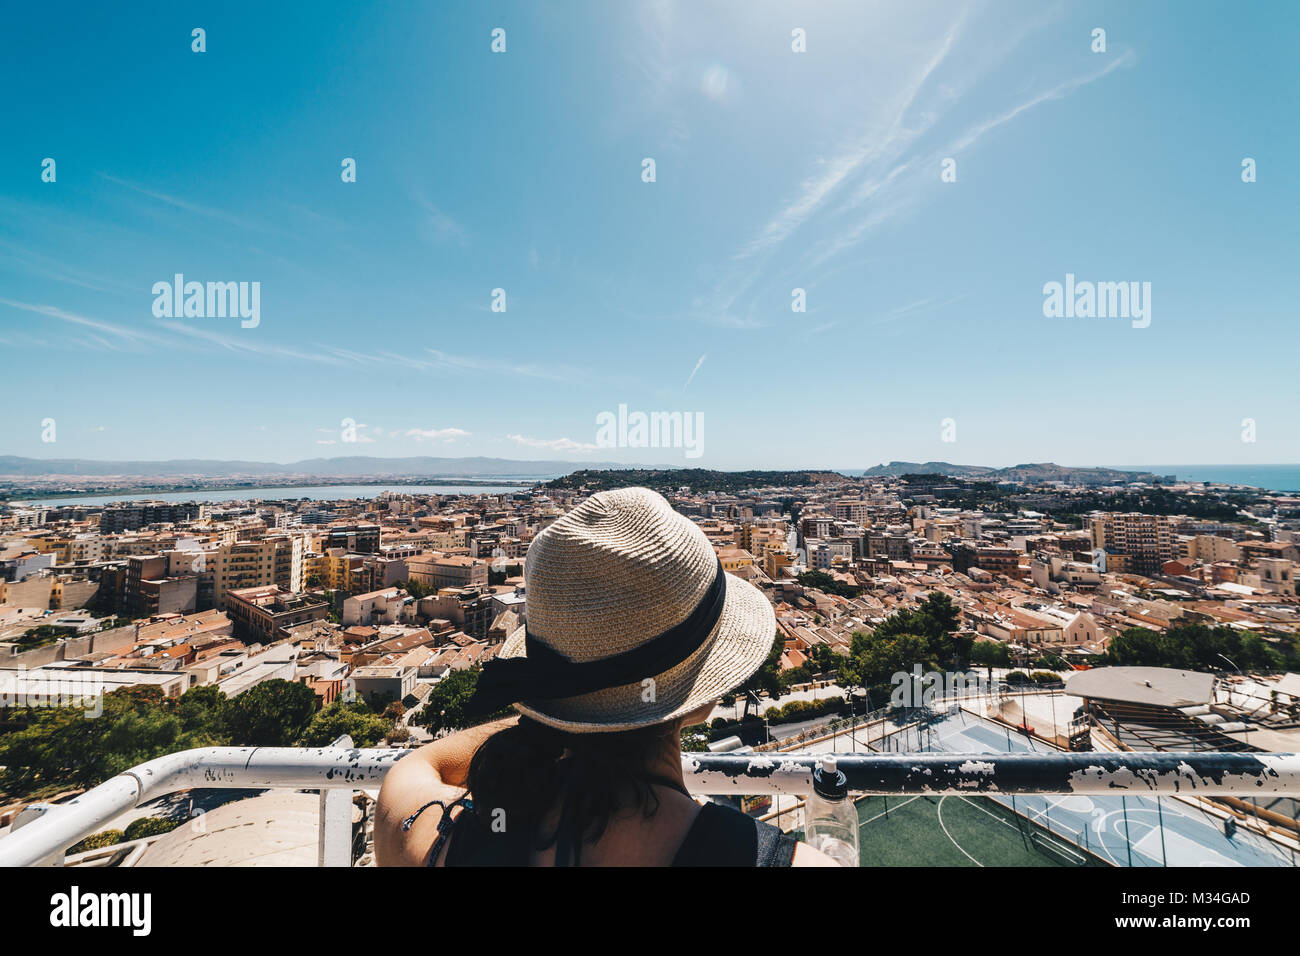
[[1124, 465, 1300, 493]]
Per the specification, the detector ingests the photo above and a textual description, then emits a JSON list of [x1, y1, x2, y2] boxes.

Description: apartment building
[[469, 534, 523, 560], [406, 554, 488, 590], [974, 546, 1022, 576], [353, 554, 410, 593], [764, 547, 794, 578], [212, 534, 305, 609], [800, 515, 834, 541], [421, 587, 495, 639], [807, 541, 852, 570], [0, 548, 56, 583], [1089, 512, 1174, 575], [832, 500, 871, 524], [716, 547, 754, 573], [1031, 552, 1101, 591], [343, 587, 415, 627], [1182, 534, 1241, 564], [350, 656, 421, 707], [224, 585, 329, 644], [34, 534, 107, 565], [737, 524, 788, 562], [1240, 540, 1300, 564], [1253, 558, 1297, 596], [315, 523, 381, 554], [866, 531, 911, 562], [99, 502, 203, 533], [122, 554, 198, 616]]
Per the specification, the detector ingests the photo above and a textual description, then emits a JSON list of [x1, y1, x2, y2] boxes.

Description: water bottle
[[804, 755, 859, 866]]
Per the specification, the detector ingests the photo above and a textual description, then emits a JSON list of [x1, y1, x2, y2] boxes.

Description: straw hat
[[485, 487, 776, 733]]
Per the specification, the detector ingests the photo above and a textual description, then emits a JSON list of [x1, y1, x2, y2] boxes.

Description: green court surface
[[849, 794, 1102, 867]]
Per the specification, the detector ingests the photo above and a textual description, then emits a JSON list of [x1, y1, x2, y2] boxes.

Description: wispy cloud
[[871, 293, 968, 326], [406, 427, 471, 441], [808, 49, 1137, 269], [415, 194, 467, 246], [507, 433, 598, 453], [98, 173, 270, 234], [0, 297, 153, 349], [0, 239, 136, 295], [736, 14, 967, 265], [3, 292, 616, 392], [158, 320, 351, 366], [686, 15, 969, 328], [683, 353, 706, 390], [690, 8, 1133, 326]]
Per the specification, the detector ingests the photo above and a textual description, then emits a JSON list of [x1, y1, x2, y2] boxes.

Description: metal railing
[[2, 747, 1298, 868]]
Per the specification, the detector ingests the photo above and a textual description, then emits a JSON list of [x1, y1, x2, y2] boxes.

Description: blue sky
[[1, 0, 1297, 471]]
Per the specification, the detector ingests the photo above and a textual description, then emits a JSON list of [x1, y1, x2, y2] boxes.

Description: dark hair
[[466, 716, 678, 856]]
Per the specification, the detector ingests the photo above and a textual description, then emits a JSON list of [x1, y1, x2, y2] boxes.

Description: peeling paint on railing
[[684, 751, 1300, 796]]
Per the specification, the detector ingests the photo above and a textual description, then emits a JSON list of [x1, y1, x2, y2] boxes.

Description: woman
[[375, 487, 839, 866]]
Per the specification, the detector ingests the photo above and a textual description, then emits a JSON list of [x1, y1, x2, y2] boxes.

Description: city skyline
[[3, 1, 1298, 469]]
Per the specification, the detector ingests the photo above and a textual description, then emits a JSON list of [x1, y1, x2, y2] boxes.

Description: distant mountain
[[545, 468, 850, 494], [857, 461, 1161, 483], [858, 461, 996, 478], [0, 455, 1165, 486], [0, 455, 639, 479]]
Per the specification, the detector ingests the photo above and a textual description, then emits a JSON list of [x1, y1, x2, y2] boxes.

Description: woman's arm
[[406, 715, 518, 787], [373, 717, 517, 866]]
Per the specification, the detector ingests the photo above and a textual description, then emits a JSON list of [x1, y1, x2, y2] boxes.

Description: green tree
[[174, 684, 228, 743], [857, 633, 936, 687], [736, 636, 785, 719], [401, 578, 430, 599], [796, 570, 860, 598], [971, 640, 1011, 678], [413, 669, 499, 735], [300, 698, 393, 747], [680, 724, 709, 752], [0, 687, 198, 795], [223, 679, 318, 747], [67, 830, 125, 854], [915, 592, 962, 640], [124, 816, 183, 841]]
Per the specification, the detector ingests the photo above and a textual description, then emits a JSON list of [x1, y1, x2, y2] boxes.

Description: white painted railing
[[2, 746, 1298, 867]]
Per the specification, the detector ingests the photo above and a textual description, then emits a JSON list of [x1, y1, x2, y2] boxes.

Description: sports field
[[852, 792, 1093, 867], [785, 706, 1297, 867]]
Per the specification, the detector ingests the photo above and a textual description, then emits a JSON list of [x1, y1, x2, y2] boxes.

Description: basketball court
[[867, 709, 1296, 867]]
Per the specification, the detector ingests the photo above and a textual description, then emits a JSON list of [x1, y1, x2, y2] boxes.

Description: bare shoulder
[[791, 841, 847, 867], [373, 752, 465, 867]]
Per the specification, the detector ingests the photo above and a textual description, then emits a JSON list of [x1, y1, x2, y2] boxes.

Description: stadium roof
[[1273, 672, 1300, 700], [1065, 666, 1215, 708]]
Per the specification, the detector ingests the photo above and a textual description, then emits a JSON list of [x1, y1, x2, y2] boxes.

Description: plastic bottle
[[804, 755, 859, 866]]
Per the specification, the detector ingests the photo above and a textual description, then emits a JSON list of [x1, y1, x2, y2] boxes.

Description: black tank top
[[405, 793, 797, 867]]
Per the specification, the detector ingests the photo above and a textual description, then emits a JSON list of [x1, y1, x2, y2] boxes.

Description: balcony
[[2, 743, 1297, 868]]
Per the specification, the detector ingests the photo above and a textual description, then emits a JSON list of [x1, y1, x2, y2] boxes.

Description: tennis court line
[[937, 796, 983, 867], [858, 795, 924, 827]]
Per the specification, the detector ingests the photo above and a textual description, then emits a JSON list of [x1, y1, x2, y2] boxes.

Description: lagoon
[[15, 482, 544, 508]]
